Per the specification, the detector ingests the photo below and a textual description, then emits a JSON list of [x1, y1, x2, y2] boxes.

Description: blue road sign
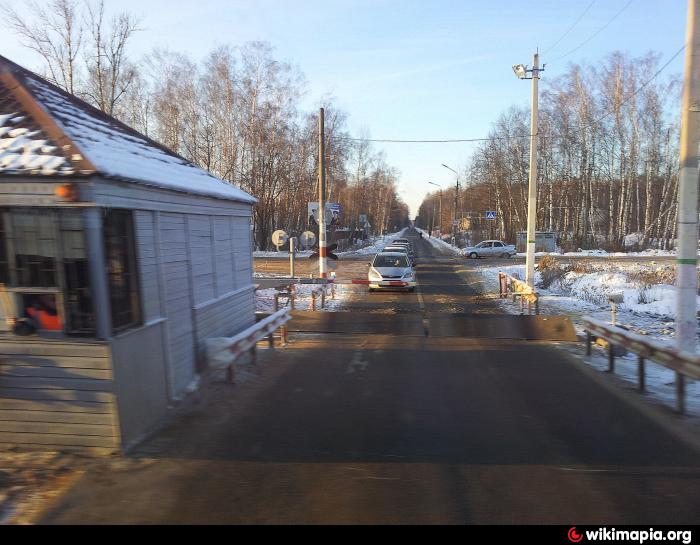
[[485, 211, 497, 220]]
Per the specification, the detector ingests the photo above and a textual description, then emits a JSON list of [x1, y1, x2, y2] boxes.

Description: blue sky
[[0, 0, 688, 216]]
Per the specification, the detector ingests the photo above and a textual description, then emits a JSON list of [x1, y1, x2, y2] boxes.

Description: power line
[[550, 0, 633, 63], [542, 0, 596, 56], [330, 135, 534, 144], [330, 45, 682, 146]]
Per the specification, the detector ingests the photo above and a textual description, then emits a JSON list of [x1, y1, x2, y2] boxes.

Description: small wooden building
[[0, 56, 256, 453]]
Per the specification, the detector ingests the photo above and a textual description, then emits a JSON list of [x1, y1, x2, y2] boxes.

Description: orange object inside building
[[26, 306, 63, 331]]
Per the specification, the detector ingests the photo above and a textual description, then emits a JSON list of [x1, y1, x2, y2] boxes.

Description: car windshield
[[373, 255, 409, 268]]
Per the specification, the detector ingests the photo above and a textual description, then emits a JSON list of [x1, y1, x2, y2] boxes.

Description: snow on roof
[[0, 57, 255, 204], [0, 90, 75, 176]]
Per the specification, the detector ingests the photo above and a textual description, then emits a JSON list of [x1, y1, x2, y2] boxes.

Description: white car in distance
[[465, 240, 517, 259]]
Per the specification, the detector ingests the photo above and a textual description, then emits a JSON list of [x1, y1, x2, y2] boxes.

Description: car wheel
[[408, 287, 415, 293], [469, 252, 478, 259], [501, 252, 509, 258], [368, 288, 374, 293]]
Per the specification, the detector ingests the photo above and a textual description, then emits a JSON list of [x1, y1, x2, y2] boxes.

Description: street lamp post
[[428, 181, 443, 236], [513, 53, 544, 289], [441, 164, 460, 240]]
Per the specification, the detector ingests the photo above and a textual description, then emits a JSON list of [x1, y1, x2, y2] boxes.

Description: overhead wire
[[549, 0, 633, 63], [330, 44, 682, 146], [542, 0, 597, 56]]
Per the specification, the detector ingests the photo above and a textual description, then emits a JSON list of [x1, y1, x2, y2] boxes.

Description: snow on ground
[[338, 229, 408, 256], [254, 249, 313, 258], [474, 261, 700, 416], [515, 249, 677, 258], [255, 283, 353, 312], [414, 228, 460, 255]]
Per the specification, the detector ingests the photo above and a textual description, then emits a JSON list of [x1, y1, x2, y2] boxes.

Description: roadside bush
[[569, 260, 594, 274], [537, 256, 569, 289]]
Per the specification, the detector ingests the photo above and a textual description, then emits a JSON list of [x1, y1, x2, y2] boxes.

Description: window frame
[[0, 207, 95, 336], [103, 208, 142, 334]]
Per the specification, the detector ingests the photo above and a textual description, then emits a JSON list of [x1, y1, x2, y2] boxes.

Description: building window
[[0, 208, 95, 336], [103, 209, 141, 332]]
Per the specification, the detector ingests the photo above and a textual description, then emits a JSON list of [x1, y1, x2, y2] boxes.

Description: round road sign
[[272, 230, 289, 247], [300, 231, 316, 248]]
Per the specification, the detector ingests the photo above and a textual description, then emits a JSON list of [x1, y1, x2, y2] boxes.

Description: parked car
[[465, 240, 517, 259], [383, 244, 414, 264], [368, 252, 416, 292]]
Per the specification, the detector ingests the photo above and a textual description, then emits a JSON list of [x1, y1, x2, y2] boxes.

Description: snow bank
[[255, 283, 351, 312], [414, 228, 460, 255]]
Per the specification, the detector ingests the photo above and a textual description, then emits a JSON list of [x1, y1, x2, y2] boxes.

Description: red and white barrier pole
[[318, 107, 328, 279]]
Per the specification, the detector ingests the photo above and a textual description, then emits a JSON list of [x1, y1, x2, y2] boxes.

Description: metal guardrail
[[207, 308, 292, 383], [498, 271, 539, 315], [582, 316, 700, 413]]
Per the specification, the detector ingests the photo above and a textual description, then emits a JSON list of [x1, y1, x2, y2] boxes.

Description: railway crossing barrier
[[582, 316, 700, 414], [206, 308, 292, 383]]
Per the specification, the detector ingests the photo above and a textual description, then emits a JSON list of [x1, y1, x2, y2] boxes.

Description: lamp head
[[512, 64, 528, 79]]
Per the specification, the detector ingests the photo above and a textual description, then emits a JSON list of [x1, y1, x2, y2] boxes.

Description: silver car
[[368, 252, 416, 292], [465, 240, 517, 259], [383, 245, 414, 265]]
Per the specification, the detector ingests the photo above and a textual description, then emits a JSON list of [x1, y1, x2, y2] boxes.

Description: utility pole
[[441, 165, 459, 241], [526, 52, 540, 288], [318, 107, 327, 279], [675, 0, 700, 408], [428, 181, 443, 235], [513, 53, 543, 288]]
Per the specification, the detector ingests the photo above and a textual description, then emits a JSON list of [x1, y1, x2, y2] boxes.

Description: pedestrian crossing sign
[[485, 211, 497, 220]]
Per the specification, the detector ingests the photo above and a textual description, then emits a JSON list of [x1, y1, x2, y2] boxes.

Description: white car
[[368, 252, 416, 292], [383, 245, 414, 265], [465, 240, 517, 259]]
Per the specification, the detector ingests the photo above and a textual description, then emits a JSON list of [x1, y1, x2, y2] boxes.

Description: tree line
[[418, 52, 682, 251], [3, 0, 410, 249]]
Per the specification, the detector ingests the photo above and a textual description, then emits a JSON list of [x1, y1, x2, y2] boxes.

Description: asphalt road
[[41, 229, 700, 524]]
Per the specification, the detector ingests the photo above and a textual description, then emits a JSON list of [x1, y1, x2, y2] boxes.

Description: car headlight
[[369, 268, 382, 281], [402, 272, 414, 279]]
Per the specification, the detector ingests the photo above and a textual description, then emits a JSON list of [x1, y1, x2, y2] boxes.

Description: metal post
[[638, 356, 645, 392], [321, 287, 326, 309], [525, 52, 540, 289], [289, 237, 296, 278], [676, 0, 699, 356], [611, 302, 617, 327], [677, 372, 686, 414], [608, 344, 615, 373], [586, 331, 592, 356], [312, 291, 317, 311], [318, 108, 328, 279]]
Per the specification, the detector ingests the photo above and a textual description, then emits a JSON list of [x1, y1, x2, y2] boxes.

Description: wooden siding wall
[[110, 321, 168, 450], [0, 338, 119, 453], [119, 189, 255, 401]]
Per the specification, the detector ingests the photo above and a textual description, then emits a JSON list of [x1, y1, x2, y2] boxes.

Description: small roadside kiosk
[[0, 55, 256, 454]]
